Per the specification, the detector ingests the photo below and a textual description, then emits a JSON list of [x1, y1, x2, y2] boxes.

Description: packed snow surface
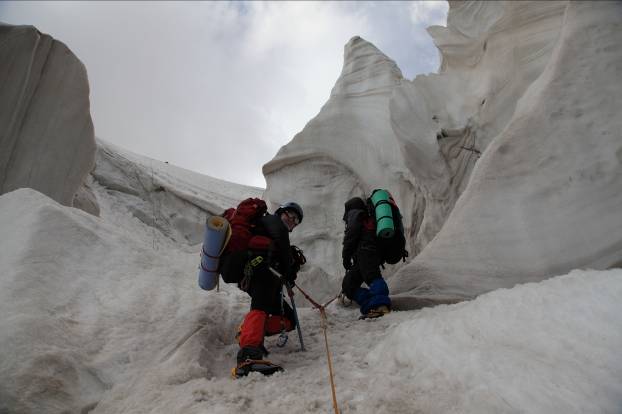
[[1, 187, 620, 413]]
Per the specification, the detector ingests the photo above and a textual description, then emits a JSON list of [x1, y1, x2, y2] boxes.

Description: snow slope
[[1, 187, 621, 413], [91, 139, 263, 245]]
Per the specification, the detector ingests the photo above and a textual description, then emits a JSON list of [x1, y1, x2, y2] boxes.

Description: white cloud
[[0, 1, 447, 187], [409, 0, 449, 26]]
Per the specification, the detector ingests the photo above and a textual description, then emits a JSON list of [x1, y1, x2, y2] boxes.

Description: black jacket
[[342, 198, 378, 263], [254, 213, 294, 280]]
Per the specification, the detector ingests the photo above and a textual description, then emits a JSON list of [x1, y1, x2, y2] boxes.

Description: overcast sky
[[1, 1, 448, 187]]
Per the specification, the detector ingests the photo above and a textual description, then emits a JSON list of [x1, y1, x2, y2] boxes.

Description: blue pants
[[353, 277, 391, 314], [342, 249, 391, 314]]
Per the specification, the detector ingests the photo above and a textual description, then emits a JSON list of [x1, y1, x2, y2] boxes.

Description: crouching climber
[[341, 197, 391, 319], [219, 201, 304, 377]]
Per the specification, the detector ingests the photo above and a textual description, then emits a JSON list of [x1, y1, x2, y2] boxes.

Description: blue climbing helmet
[[275, 201, 303, 223]]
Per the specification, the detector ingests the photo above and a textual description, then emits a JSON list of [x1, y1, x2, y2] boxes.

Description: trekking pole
[[287, 284, 306, 352], [276, 283, 288, 348], [270, 267, 306, 352]]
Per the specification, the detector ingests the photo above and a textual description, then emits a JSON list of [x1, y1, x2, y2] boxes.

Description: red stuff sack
[[222, 198, 268, 254]]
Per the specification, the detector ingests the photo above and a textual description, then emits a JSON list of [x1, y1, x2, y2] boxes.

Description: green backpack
[[368, 189, 408, 264]]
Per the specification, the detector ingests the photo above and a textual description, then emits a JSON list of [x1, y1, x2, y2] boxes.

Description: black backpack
[[367, 191, 408, 265]]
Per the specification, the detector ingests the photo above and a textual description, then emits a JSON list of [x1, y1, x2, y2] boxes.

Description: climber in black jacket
[[231, 202, 304, 373], [341, 196, 391, 317]]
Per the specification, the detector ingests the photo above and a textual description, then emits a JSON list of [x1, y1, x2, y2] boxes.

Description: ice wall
[[263, 1, 622, 299], [392, 0, 622, 299], [0, 24, 96, 211]]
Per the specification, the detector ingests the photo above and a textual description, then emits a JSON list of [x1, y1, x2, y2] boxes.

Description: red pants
[[239, 309, 294, 348]]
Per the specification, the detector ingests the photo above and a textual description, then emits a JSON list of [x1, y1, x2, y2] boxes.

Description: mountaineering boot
[[232, 346, 283, 378], [236, 346, 265, 363], [359, 305, 391, 320], [353, 277, 391, 316], [232, 359, 284, 378]]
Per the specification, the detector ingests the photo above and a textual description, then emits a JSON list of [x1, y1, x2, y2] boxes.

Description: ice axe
[[269, 266, 306, 352]]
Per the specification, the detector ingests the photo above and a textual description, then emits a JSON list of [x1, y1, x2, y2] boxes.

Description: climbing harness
[[239, 255, 265, 292]]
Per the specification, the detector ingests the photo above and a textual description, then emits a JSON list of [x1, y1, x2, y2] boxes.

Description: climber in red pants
[[220, 202, 304, 377]]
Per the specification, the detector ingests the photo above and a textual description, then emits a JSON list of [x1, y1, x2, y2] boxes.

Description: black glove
[[290, 245, 306, 275], [343, 257, 353, 270]]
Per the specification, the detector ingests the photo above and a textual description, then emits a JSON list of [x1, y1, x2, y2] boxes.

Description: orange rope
[[320, 308, 340, 414], [294, 283, 340, 414], [294, 283, 339, 309]]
